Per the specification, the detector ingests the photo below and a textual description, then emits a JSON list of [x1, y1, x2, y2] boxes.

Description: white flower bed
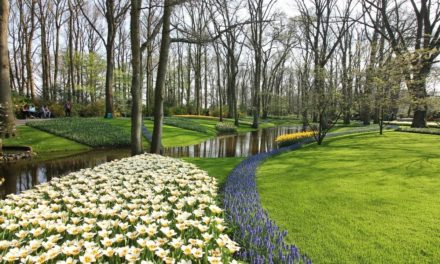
[[0, 154, 239, 264]]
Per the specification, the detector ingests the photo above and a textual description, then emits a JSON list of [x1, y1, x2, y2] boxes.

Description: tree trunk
[[104, 0, 116, 118], [204, 46, 208, 113], [252, 54, 261, 128], [0, 0, 15, 138], [68, 0, 75, 101], [26, 7, 36, 100], [130, 0, 142, 155], [105, 42, 115, 117], [409, 65, 430, 128], [186, 45, 191, 112], [146, 41, 154, 116], [39, 4, 50, 101], [150, 0, 172, 154]]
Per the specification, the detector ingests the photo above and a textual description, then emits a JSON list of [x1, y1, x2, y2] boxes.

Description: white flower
[[0, 154, 239, 264], [79, 252, 96, 263]]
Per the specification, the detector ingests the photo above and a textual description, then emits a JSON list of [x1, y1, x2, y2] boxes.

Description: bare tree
[[247, 0, 276, 128], [79, 0, 130, 118], [297, 0, 355, 144], [363, 0, 440, 127]]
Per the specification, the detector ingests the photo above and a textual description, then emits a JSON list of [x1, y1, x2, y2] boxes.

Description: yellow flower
[[275, 131, 314, 145]]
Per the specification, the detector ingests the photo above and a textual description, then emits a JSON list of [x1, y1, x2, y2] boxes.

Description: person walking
[[64, 101, 72, 117]]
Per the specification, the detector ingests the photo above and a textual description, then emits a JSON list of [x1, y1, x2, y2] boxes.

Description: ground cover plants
[[397, 126, 440, 135], [160, 117, 209, 134], [257, 132, 440, 263], [215, 123, 237, 134], [385, 120, 440, 128], [27, 118, 131, 147], [0, 154, 239, 263]]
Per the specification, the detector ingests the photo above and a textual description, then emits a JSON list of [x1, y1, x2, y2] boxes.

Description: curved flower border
[[223, 141, 312, 264], [223, 127, 388, 264]]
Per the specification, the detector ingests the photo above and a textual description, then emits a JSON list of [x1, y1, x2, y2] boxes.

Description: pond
[[163, 126, 302, 158], [0, 126, 301, 197]]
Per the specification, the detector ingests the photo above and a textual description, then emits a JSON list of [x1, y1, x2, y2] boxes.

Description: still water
[[0, 126, 300, 197]]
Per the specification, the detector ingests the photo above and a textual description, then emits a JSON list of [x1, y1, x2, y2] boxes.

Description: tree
[[364, 0, 440, 127], [79, 0, 130, 118], [0, 0, 16, 138], [130, 0, 142, 155], [247, 0, 276, 128], [150, 0, 174, 154], [297, 0, 354, 144]]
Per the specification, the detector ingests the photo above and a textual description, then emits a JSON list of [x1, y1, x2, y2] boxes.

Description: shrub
[[0, 154, 240, 263], [27, 118, 131, 147], [275, 131, 315, 147], [77, 101, 105, 117], [215, 122, 237, 134], [46, 103, 65, 118]]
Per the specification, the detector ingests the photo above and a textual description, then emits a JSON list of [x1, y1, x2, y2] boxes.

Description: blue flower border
[[223, 141, 312, 264]]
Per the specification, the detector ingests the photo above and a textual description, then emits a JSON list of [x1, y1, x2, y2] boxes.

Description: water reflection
[[0, 149, 130, 198], [164, 126, 301, 158], [0, 126, 300, 197]]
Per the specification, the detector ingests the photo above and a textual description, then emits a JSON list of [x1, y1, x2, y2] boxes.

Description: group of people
[[22, 104, 52, 119], [21, 101, 73, 119]]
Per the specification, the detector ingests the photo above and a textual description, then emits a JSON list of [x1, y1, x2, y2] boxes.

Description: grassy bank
[[257, 132, 440, 263], [183, 157, 244, 185], [3, 126, 90, 159]]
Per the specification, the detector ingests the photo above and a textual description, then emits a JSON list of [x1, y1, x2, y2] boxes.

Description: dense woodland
[[1, 0, 440, 153]]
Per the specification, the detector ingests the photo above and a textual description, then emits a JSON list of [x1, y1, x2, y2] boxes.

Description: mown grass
[[102, 118, 213, 148], [183, 157, 244, 185], [2, 126, 90, 157], [257, 132, 440, 263]]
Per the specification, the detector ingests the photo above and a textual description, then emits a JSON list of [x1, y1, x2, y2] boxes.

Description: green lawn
[[257, 132, 440, 263], [183, 157, 244, 185], [3, 126, 90, 158], [104, 118, 213, 148]]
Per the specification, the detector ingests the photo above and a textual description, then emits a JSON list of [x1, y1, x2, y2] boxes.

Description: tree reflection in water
[[0, 149, 130, 198]]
